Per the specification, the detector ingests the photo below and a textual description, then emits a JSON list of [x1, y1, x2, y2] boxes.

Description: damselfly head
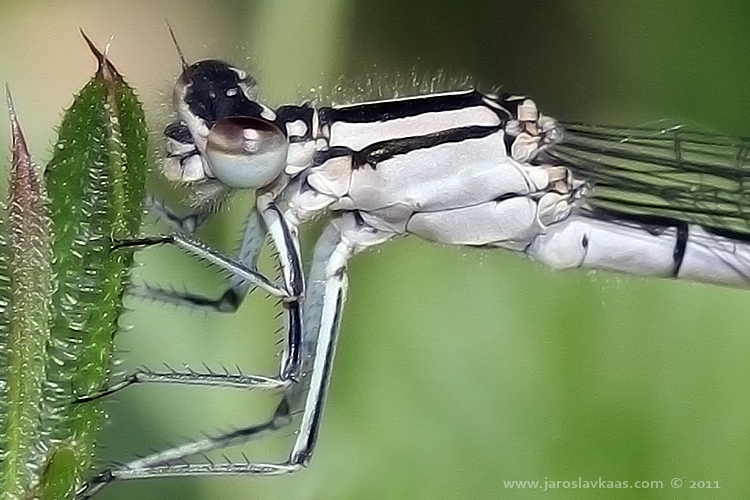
[[163, 59, 288, 188]]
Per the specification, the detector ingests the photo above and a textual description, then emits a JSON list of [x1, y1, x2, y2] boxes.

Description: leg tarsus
[[113, 235, 174, 251], [74, 373, 139, 404], [131, 282, 245, 313], [75, 470, 114, 499]]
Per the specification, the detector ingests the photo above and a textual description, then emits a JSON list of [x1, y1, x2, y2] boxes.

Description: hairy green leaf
[[0, 88, 53, 500], [0, 35, 148, 500]]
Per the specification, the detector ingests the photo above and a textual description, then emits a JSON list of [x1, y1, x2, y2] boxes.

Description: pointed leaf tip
[[6, 86, 36, 191], [79, 30, 121, 82], [6, 84, 17, 125], [6, 85, 28, 153]]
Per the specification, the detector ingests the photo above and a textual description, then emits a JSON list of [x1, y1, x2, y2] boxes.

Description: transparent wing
[[547, 122, 750, 239]]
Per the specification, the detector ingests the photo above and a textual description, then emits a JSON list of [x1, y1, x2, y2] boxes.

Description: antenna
[[166, 21, 188, 71]]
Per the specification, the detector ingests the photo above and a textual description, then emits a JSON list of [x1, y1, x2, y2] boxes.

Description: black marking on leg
[[292, 288, 344, 466], [220, 419, 276, 442], [176, 149, 201, 166], [132, 282, 245, 313], [263, 202, 304, 381], [672, 222, 689, 277], [270, 203, 304, 298], [74, 373, 138, 404], [176, 287, 242, 313], [77, 470, 115, 499], [282, 300, 303, 381], [163, 208, 207, 234], [112, 236, 175, 251]]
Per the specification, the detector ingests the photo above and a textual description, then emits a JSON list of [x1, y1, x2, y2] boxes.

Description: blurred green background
[[3, 1, 750, 499]]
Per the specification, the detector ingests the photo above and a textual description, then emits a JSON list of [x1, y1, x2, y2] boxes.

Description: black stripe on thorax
[[314, 125, 501, 169], [318, 89, 488, 125]]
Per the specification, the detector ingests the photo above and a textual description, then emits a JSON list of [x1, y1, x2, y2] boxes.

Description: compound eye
[[205, 117, 288, 188]]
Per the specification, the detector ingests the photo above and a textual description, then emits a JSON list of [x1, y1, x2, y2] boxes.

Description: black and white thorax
[[163, 59, 584, 253]]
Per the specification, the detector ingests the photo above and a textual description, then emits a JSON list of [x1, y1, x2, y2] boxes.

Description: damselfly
[[74, 35, 750, 495]]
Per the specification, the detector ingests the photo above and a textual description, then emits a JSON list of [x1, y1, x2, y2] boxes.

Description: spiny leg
[[140, 113, 248, 311], [83, 198, 303, 402], [285, 215, 393, 465], [147, 191, 307, 381], [139, 186, 253, 312], [77, 399, 296, 499], [135, 207, 251, 312], [75, 366, 288, 404], [117, 230, 286, 299], [127, 195, 299, 303], [147, 195, 212, 235], [90, 118, 306, 398], [140, 195, 305, 380], [256, 193, 305, 380], [141, 191, 308, 380], [76, 214, 392, 499]]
